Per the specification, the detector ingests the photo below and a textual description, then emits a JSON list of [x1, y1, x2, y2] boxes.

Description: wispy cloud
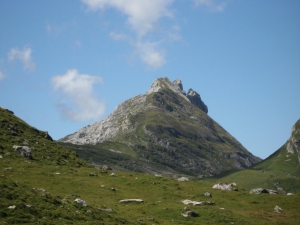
[[135, 41, 166, 69], [194, 0, 227, 12], [109, 32, 128, 41], [51, 69, 105, 121], [0, 71, 4, 81], [81, 0, 175, 69], [46, 24, 66, 36], [7, 46, 36, 72]]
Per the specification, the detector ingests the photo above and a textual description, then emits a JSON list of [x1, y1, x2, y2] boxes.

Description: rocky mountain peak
[[147, 77, 208, 114]]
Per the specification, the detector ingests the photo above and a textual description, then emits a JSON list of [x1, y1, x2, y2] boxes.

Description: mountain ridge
[[207, 119, 300, 193]]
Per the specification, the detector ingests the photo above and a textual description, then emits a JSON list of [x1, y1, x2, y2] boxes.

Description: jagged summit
[[147, 77, 208, 114], [60, 77, 261, 176]]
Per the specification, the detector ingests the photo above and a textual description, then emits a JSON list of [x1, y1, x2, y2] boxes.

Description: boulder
[[102, 165, 112, 170], [13, 146, 32, 159], [268, 189, 278, 195], [74, 198, 88, 207], [182, 211, 199, 217], [119, 199, 144, 203], [249, 188, 278, 195], [110, 173, 116, 177], [274, 205, 283, 213], [287, 193, 295, 196], [203, 192, 212, 197], [177, 177, 189, 182], [182, 200, 215, 206], [212, 183, 237, 191], [249, 188, 269, 195]]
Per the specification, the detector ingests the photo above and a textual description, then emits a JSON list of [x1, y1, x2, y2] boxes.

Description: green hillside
[[1, 108, 299, 224], [205, 119, 300, 194]]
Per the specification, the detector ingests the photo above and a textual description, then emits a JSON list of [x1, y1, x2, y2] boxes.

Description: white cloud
[[0, 71, 4, 81], [194, 0, 227, 12], [136, 41, 166, 69], [82, 0, 173, 37], [51, 69, 105, 122], [81, 0, 175, 69], [7, 46, 36, 71]]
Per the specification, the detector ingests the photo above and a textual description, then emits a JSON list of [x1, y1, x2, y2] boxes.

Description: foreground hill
[[0, 107, 299, 224], [59, 77, 261, 177], [207, 119, 300, 193]]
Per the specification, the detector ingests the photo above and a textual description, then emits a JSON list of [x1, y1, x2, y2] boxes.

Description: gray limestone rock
[[119, 199, 144, 203], [212, 183, 238, 191], [186, 89, 208, 114], [74, 198, 88, 206], [250, 188, 269, 194], [203, 192, 212, 197], [13, 145, 32, 159], [177, 177, 189, 182], [274, 205, 283, 213]]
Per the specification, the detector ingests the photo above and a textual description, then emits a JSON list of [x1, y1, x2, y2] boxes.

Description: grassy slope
[[1, 108, 300, 224], [205, 120, 300, 194]]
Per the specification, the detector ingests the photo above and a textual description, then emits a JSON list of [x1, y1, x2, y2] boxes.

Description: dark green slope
[[0, 107, 128, 224], [0, 107, 85, 167], [207, 119, 300, 193]]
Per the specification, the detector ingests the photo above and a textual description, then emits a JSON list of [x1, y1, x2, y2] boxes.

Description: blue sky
[[0, 0, 299, 159]]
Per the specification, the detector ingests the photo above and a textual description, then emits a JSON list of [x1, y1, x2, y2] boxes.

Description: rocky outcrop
[[186, 89, 208, 114], [0, 107, 14, 114], [44, 132, 53, 141], [177, 177, 189, 182], [13, 146, 32, 159], [287, 119, 300, 165], [212, 183, 238, 191], [249, 188, 278, 195], [74, 198, 88, 206]]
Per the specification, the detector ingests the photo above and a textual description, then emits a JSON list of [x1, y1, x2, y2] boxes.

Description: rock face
[[287, 120, 300, 165], [59, 77, 261, 176], [186, 89, 208, 114]]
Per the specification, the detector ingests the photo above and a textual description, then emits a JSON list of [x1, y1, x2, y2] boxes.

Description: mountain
[[207, 119, 300, 193], [59, 77, 261, 177]]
